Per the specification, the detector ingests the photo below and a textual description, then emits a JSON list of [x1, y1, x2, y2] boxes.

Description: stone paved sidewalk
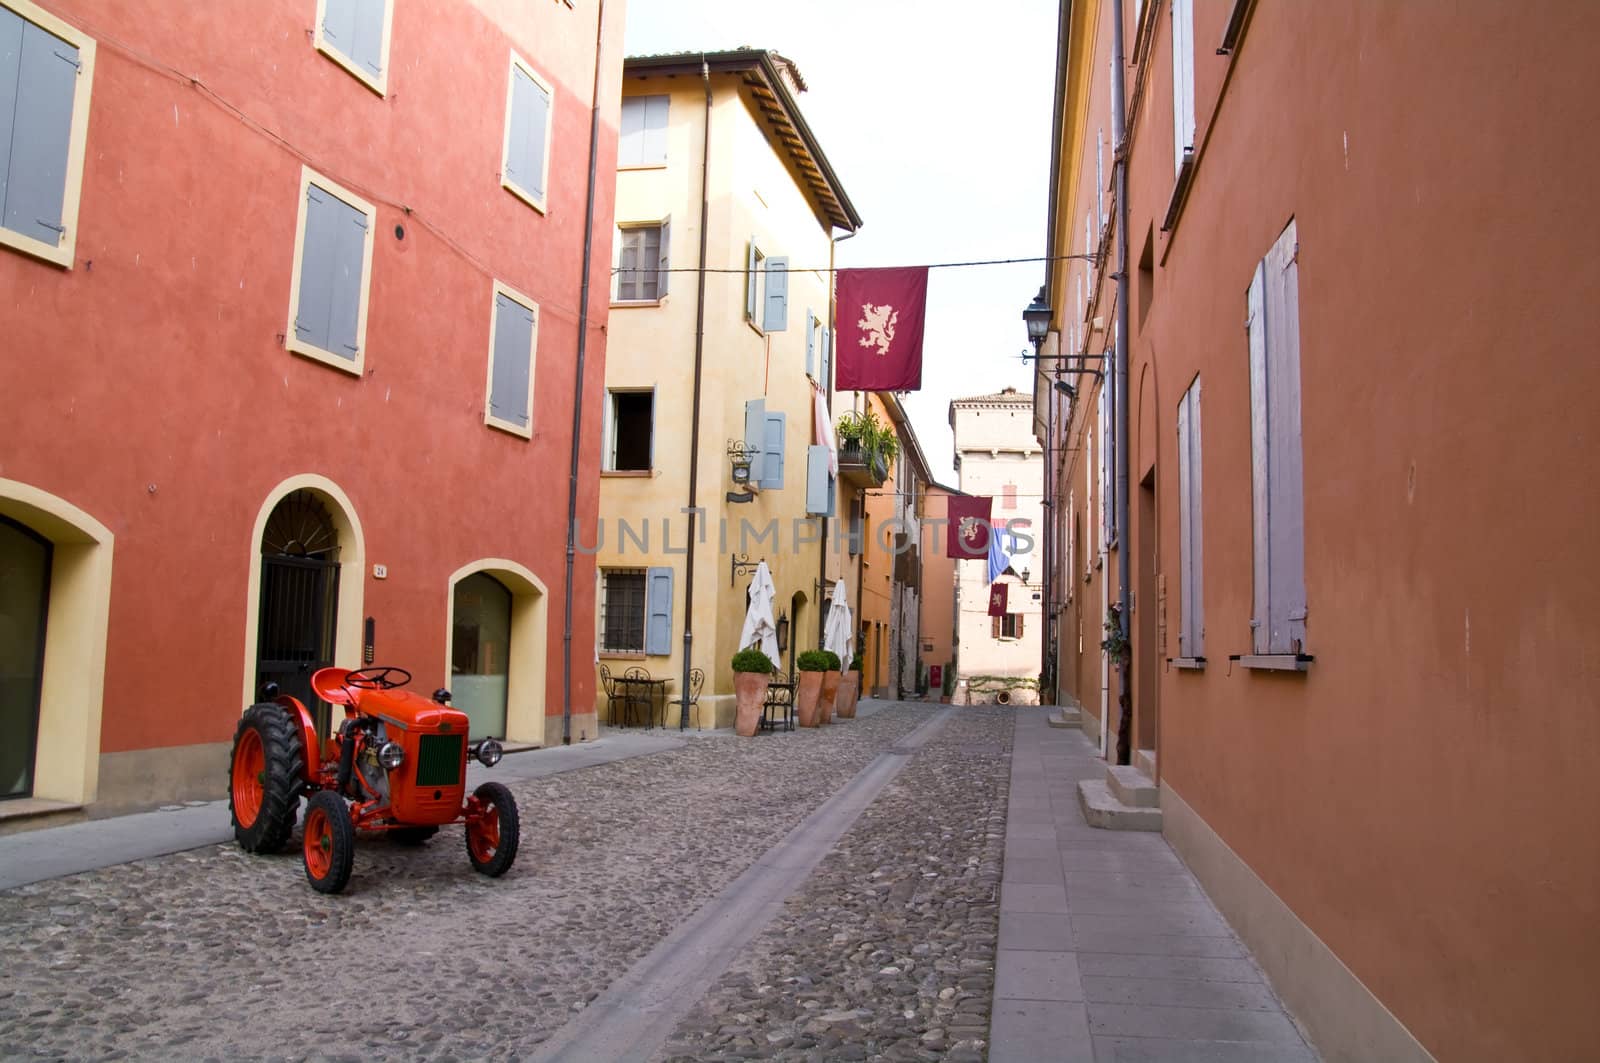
[[991, 709, 1318, 1062]]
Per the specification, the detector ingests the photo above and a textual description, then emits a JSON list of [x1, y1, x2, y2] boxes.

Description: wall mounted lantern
[[776, 609, 790, 653]]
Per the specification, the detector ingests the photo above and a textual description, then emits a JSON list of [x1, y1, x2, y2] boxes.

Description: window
[[1096, 127, 1105, 234], [742, 398, 786, 489], [614, 222, 669, 302], [286, 167, 376, 375], [992, 613, 1024, 639], [599, 570, 645, 654], [1176, 378, 1204, 659], [1171, 0, 1195, 175], [314, 0, 393, 96], [1247, 219, 1306, 655], [502, 53, 554, 212], [1001, 483, 1018, 510], [744, 240, 788, 332], [606, 390, 653, 471], [0, 1, 96, 268], [485, 281, 538, 437], [599, 567, 672, 655], [847, 496, 863, 556], [618, 95, 668, 167]]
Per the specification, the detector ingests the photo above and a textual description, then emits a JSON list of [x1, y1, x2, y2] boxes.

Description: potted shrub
[[818, 650, 842, 724], [731, 648, 774, 737], [795, 649, 831, 727], [940, 660, 955, 704], [836, 652, 863, 719]]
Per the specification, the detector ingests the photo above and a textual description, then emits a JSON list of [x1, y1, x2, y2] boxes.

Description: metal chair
[[598, 664, 626, 727], [667, 668, 705, 730], [622, 666, 650, 728], [763, 672, 795, 732]]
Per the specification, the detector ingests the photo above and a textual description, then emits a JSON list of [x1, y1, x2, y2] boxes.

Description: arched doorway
[[452, 572, 512, 739], [256, 490, 340, 735], [0, 516, 51, 799]]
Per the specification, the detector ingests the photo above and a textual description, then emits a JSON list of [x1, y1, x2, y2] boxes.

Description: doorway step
[[1078, 759, 1162, 831], [1045, 703, 1082, 729]]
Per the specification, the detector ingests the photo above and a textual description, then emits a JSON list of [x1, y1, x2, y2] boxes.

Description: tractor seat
[[310, 667, 356, 706]]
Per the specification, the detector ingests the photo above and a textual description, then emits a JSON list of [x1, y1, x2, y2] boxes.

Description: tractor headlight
[[476, 738, 504, 768], [377, 741, 405, 771]]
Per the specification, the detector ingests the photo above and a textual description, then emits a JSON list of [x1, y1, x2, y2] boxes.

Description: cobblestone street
[[0, 704, 1310, 1062]]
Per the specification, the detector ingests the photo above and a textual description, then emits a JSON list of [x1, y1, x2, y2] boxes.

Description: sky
[[622, 0, 1059, 485]]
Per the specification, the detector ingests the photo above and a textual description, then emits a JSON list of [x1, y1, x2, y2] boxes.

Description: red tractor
[[228, 665, 519, 893]]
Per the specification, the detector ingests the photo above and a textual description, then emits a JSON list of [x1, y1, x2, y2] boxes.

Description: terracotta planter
[[796, 670, 823, 727], [834, 671, 860, 719], [820, 670, 841, 724], [733, 672, 770, 737]]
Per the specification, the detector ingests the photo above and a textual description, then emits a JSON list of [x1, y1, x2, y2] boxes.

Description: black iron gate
[[256, 554, 339, 737]]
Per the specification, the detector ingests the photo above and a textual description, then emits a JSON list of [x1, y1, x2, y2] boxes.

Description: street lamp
[[1023, 287, 1051, 351]]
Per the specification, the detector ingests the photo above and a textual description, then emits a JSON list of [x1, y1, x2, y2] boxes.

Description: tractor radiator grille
[[416, 734, 464, 787]]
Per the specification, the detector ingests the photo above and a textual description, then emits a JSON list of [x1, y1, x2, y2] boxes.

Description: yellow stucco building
[[593, 50, 862, 727]]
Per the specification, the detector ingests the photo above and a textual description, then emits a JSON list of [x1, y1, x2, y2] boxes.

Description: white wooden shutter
[[1264, 220, 1305, 653], [761, 412, 786, 489], [1247, 260, 1271, 652]]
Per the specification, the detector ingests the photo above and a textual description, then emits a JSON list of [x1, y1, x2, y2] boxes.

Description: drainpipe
[[1110, 0, 1134, 765], [562, 0, 607, 745], [1041, 359, 1056, 702], [822, 228, 858, 650], [678, 58, 713, 729]]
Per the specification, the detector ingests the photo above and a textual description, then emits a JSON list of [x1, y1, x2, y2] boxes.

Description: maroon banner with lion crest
[[835, 266, 928, 392], [946, 494, 993, 559]]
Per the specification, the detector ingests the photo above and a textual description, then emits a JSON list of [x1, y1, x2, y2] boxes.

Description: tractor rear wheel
[[390, 826, 439, 846], [465, 781, 519, 878], [229, 703, 305, 854], [302, 790, 355, 894]]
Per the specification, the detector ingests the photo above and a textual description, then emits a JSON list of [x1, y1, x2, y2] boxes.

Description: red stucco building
[[1037, 1, 1598, 1059], [0, 0, 622, 822]]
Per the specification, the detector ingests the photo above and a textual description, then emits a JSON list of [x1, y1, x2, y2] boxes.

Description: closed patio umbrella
[[739, 560, 781, 665], [824, 578, 853, 666]]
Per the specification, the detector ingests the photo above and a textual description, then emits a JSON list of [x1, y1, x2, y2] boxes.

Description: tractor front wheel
[[302, 790, 356, 894], [465, 781, 519, 878], [229, 703, 305, 854]]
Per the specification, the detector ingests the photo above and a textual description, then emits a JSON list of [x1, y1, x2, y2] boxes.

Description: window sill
[[611, 298, 665, 309], [1171, 656, 1206, 671], [1231, 653, 1314, 672], [599, 651, 647, 660], [617, 162, 668, 171], [286, 337, 364, 377], [1161, 151, 1197, 235], [601, 469, 653, 478], [746, 318, 765, 338], [484, 414, 533, 440]]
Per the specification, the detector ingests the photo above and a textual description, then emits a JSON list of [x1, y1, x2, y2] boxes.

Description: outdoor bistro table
[[616, 675, 673, 728], [761, 676, 796, 732]]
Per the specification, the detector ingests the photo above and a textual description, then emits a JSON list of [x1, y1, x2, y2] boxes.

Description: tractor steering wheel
[[345, 666, 412, 690]]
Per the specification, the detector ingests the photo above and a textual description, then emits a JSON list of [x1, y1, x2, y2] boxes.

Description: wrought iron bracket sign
[[731, 553, 762, 587]]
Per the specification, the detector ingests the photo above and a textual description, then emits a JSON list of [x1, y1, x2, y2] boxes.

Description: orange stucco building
[[0, 0, 622, 819], [1036, 1, 1600, 1059]]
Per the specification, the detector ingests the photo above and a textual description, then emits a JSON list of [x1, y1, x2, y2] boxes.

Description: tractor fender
[[272, 695, 321, 785]]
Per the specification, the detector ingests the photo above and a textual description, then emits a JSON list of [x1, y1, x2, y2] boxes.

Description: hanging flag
[[987, 581, 1009, 617], [986, 524, 1015, 585], [946, 494, 992, 559], [835, 266, 928, 392]]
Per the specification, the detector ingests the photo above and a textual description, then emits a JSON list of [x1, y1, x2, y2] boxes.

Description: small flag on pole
[[946, 495, 993, 559], [835, 266, 928, 392]]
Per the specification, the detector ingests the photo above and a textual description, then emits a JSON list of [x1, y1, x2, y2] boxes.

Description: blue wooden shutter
[[1247, 261, 1271, 652], [3, 18, 78, 247], [327, 196, 368, 359], [745, 241, 758, 321], [805, 445, 832, 515], [642, 95, 669, 164], [763, 256, 788, 332], [805, 310, 815, 378], [615, 227, 637, 300], [295, 186, 340, 351], [525, 75, 550, 199], [1177, 380, 1203, 658], [1264, 220, 1305, 653], [506, 66, 536, 191], [322, 0, 357, 61], [492, 293, 534, 427], [744, 398, 765, 457], [0, 9, 25, 228], [618, 97, 645, 167], [821, 326, 831, 390], [761, 412, 786, 489], [644, 566, 674, 655], [351, 0, 386, 79]]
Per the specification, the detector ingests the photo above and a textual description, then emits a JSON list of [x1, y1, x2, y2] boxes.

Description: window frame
[[284, 166, 376, 377], [612, 220, 668, 305], [604, 387, 655, 473], [313, 0, 394, 97], [1176, 376, 1204, 662], [501, 52, 555, 214], [745, 240, 767, 332], [0, 0, 96, 269], [598, 568, 648, 656], [617, 94, 669, 170]]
